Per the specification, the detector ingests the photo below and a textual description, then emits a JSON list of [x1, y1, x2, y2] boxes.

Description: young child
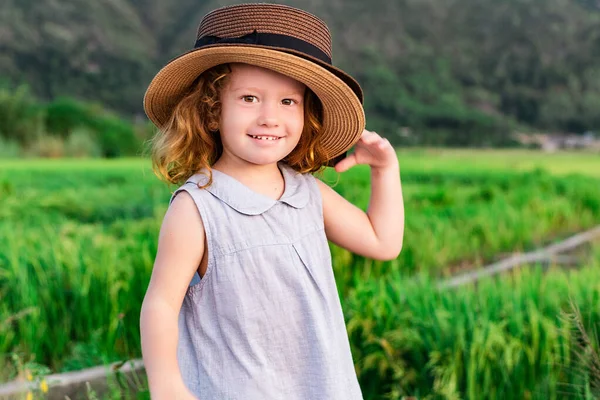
[[140, 4, 404, 400]]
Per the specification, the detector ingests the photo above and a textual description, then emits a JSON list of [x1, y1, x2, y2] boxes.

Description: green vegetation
[[1, 154, 599, 398], [395, 149, 600, 178], [3, 0, 600, 145], [329, 164, 600, 281], [0, 85, 154, 158], [348, 259, 600, 400], [4, 0, 600, 396]]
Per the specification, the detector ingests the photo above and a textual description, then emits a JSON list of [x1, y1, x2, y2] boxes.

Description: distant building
[[514, 132, 600, 152]]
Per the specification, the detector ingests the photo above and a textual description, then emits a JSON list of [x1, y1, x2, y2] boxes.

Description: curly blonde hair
[[149, 63, 331, 187]]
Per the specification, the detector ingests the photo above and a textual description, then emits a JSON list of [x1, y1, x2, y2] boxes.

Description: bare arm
[[318, 130, 404, 260], [140, 191, 204, 399]]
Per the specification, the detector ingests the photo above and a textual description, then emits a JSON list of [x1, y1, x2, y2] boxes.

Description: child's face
[[217, 63, 306, 167]]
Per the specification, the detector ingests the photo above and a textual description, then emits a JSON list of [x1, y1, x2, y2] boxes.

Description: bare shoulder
[[314, 177, 334, 198], [160, 190, 205, 260], [315, 177, 347, 207], [165, 190, 205, 233], [145, 190, 206, 311], [314, 177, 357, 224]]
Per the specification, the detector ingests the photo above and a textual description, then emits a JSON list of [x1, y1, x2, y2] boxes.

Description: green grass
[[395, 148, 600, 177], [1, 149, 599, 399], [347, 247, 600, 400], [328, 164, 600, 283], [1, 148, 598, 176]]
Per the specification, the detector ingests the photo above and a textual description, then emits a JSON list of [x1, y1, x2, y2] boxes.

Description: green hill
[[2, 0, 600, 145]]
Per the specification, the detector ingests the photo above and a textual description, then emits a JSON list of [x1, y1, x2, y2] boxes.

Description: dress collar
[[186, 163, 310, 215]]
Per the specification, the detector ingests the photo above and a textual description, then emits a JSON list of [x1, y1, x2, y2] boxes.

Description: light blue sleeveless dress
[[170, 162, 363, 400]]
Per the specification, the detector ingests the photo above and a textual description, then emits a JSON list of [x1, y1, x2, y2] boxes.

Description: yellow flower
[[40, 379, 49, 393], [26, 371, 33, 381], [26, 391, 33, 400]]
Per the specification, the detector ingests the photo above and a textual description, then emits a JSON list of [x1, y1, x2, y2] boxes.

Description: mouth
[[248, 134, 282, 141]]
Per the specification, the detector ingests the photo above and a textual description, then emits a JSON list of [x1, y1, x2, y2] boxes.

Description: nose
[[256, 101, 279, 128]]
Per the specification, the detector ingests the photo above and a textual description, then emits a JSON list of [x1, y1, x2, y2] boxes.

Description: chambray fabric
[[169, 163, 363, 400]]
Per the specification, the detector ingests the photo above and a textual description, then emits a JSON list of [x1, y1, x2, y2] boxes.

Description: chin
[[245, 157, 284, 166], [244, 152, 292, 166]]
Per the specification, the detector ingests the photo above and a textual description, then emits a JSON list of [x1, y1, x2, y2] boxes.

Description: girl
[[140, 4, 404, 400]]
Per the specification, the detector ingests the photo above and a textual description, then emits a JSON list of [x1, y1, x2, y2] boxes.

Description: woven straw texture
[[144, 3, 365, 160]]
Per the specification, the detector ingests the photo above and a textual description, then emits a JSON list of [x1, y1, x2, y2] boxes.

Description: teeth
[[251, 135, 279, 140]]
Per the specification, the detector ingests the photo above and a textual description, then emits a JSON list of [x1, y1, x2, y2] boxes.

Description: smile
[[249, 135, 281, 141]]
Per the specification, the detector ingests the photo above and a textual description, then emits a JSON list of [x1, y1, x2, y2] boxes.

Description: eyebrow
[[230, 86, 304, 96], [230, 86, 263, 93]]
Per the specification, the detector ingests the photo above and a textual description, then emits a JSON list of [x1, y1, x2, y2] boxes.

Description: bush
[[45, 97, 96, 138], [44, 98, 142, 157], [25, 135, 66, 158], [0, 85, 45, 146], [91, 116, 141, 158], [0, 137, 21, 158], [65, 128, 102, 158], [0, 86, 144, 158]]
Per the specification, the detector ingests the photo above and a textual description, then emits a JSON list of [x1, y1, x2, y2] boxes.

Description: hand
[[334, 129, 398, 173]]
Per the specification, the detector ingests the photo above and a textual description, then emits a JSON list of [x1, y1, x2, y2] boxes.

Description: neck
[[212, 158, 286, 200]]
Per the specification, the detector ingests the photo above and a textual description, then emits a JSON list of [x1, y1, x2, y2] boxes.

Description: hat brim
[[143, 45, 365, 161]]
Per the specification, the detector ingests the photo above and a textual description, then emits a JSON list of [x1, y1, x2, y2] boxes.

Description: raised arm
[[140, 191, 203, 400], [317, 129, 404, 260]]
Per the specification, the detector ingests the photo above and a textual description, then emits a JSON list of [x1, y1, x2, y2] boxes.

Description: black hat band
[[194, 30, 332, 65]]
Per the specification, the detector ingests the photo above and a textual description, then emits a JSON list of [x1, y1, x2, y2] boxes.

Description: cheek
[[219, 99, 237, 124], [290, 110, 305, 135], [219, 103, 248, 135], [295, 121, 305, 137]]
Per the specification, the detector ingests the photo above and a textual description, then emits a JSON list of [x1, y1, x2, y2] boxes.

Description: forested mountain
[[2, 0, 600, 145]]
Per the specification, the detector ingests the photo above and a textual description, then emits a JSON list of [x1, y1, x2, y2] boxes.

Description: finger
[[377, 138, 390, 149], [334, 153, 357, 172], [360, 131, 381, 145], [362, 135, 388, 150], [358, 136, 389, 157]]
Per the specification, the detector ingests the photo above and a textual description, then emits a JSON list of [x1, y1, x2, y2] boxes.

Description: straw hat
[[143, 3, 365, 162]]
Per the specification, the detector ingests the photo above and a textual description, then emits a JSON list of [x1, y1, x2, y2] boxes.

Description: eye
[[242, 95, 257, 103], [281, 99, 297, 106]]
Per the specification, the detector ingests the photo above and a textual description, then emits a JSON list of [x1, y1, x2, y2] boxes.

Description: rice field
[[395, 148, 600, 177], [346, 244, 600, 400], [1, 149, 599, 399]]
